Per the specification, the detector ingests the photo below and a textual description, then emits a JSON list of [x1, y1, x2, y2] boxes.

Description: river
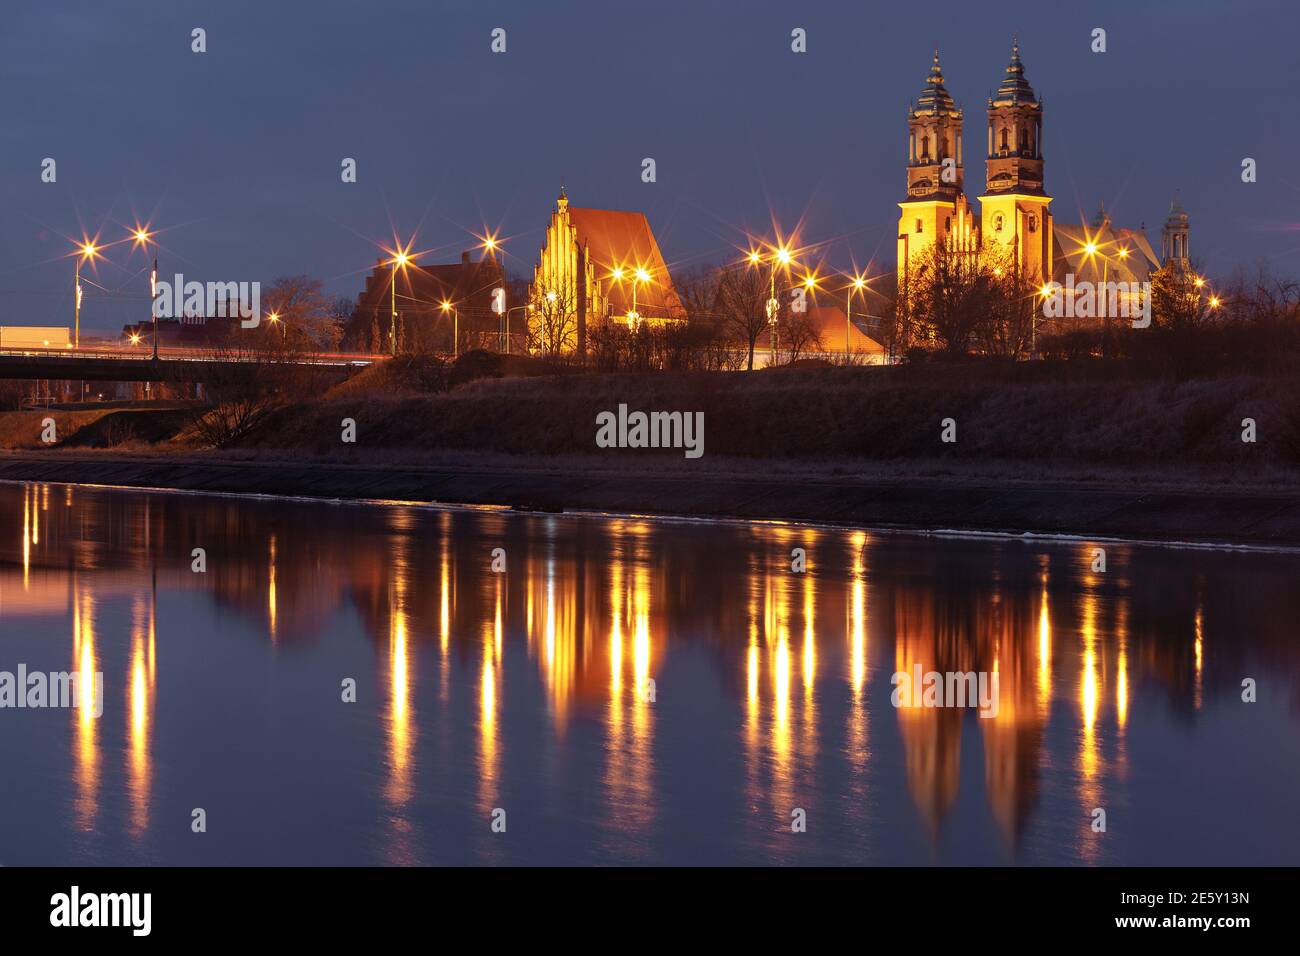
[[1, 481, 1296, 865]]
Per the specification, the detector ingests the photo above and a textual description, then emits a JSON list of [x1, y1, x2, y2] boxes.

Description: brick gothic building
[[529, 187, 683, 353], [346, 250, 505, 353]]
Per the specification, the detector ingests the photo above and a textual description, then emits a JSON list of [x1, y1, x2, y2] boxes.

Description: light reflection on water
[[1, 481, 1298, 866]]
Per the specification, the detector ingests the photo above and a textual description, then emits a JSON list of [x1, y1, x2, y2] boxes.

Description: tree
[[778, 307, 823, 362], [900, 242, 1010, 357], [261, 275, 334, 351], [716, 263, 775, 370], [529, 279, 578, 356], [975, 258, 1037, 358]]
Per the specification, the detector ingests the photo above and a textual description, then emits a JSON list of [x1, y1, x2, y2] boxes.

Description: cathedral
[[896, 41, 1191, 308]]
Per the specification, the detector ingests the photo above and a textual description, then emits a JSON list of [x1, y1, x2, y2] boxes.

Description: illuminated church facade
[[529, 187, 683, 354], [896, 41, 1191, 307]]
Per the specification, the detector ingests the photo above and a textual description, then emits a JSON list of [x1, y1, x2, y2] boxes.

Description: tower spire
[[993, 35, 1036, 105], [916, 48, 959, 115]]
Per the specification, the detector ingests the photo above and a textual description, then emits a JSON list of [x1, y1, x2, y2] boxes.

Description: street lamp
[[1082, 238, 1114, 356], [74, 241, 98, 350], [267, 311, 284, 342], [844, 274, 867, 360], [748, 243, 794, 366], [505, 305, 529, 355], [440, 300, 459, 357], [631, 266, 650, 328], [130, 227, 160, 360], [388, 250, 410, 357]]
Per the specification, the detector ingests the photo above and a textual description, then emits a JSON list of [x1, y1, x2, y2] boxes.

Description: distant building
[[529, 187, 683, 353], [121, 316, 240, 348], [348, 250, 505, 353]]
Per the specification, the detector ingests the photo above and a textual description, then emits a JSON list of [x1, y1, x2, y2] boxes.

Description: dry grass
[[242, 364, 1300, 472], [0, 407, 190, 450]]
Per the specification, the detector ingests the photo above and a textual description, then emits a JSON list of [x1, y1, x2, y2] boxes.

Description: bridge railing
[[0, 346, 382, 366]]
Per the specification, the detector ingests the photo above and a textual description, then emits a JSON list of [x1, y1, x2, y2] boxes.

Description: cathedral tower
[[897, 52, 978, 291], [1161, 195, 1191, 269], [979, 39, 1052, 283]]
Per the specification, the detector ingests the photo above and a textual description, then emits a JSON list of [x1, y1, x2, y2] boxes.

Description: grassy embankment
[[4, 358, 1299, 485]]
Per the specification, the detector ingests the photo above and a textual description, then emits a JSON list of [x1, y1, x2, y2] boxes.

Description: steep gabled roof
[[568, 207, 683, 318], [804, 304, 886, 353]]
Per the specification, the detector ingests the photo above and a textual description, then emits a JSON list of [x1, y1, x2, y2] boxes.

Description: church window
[[915, 219, 923, 234], [1000, 128, 1008, 152], [993, 213, 1004, 233], [945, 216, 952, 233], [1028, 214, 1037, 233]]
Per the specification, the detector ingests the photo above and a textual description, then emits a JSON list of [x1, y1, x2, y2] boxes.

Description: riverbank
[[4, 449, 1300, 547]]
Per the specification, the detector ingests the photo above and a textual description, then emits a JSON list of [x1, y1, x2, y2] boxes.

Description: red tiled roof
[[567, 207, 683, 318], [804, 304, 886, 353]]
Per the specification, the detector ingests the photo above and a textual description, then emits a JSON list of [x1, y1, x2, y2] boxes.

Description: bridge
[[0, 345, 383, 383]]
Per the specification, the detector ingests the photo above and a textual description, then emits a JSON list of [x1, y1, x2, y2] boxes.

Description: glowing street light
[[629, 266, 652, 327], [1209, 296, 1221, 309], [746, 242, 798, 365], [843, 273, 868, 360], [267, 310, 285, 342], [73, 241, 99, 350], [130, 226, 161, 360], [387, 248, 413, 357], [440, 300, 459, 357]]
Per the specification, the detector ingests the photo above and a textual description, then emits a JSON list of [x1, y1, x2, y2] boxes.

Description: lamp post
[[631, 267, 650, 330], [441, 300, 458, 357], [389, 251, 410, 357], [845, 275, 866, 361], [74, 241, 98, 350], [506, 306, 528, 355], [130, 228, 159, 360], [150, 257, 159, 360], [1083, 240, 1114, 356], [749, 245, 792, 367]]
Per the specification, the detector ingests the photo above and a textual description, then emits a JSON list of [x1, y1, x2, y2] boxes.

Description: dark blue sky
[[3, 0, 1297, 334]]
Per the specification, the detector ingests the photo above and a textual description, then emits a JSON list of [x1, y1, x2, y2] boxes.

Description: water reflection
[[384, 523, 416, 864], [72, 584, 98, 833], [126, 588, 156, 839], [1, 481, 1298, 865]]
